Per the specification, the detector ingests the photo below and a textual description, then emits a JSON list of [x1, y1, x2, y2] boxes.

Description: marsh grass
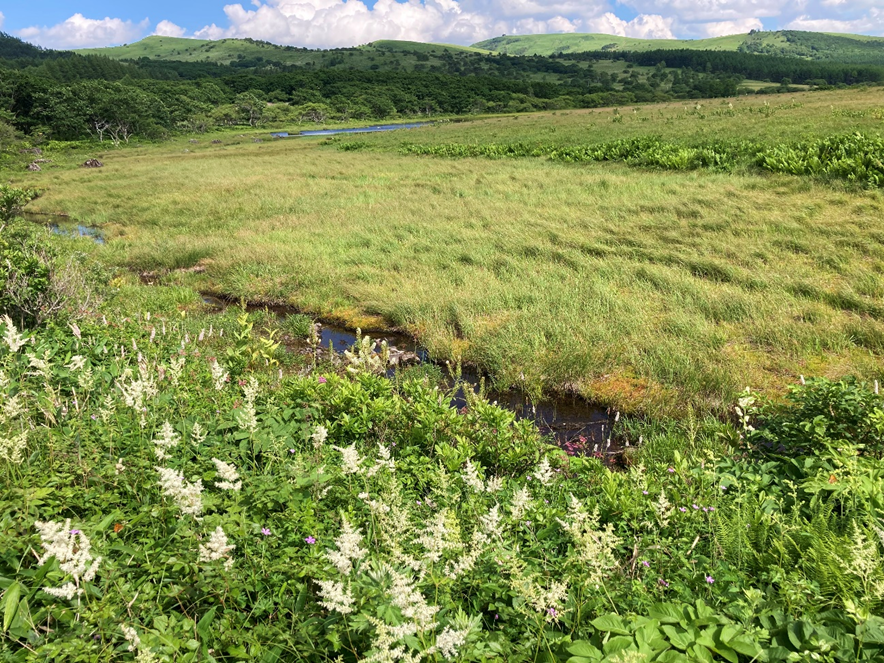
[[12, 88, 884, 414]]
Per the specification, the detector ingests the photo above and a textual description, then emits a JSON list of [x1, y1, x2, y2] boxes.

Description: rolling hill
[[473, 30, 884, 65]]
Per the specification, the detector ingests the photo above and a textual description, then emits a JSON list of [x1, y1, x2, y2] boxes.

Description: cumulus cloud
[[154, 20, 188, 38], [585, 12, 676, 39], [786, 8, 884, 35], [694, 17, 763, 37], [0, 12, 5, 31], [18, 13, 149, 49], [617, 0, 783, 22]]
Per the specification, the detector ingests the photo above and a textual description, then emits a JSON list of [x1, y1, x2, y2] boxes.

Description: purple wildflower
[[642, 560, 650, 568], [642, 490, 649, 495], [547, 608, 557, 618], [317, 376, 327, 384], [705, 576, 715, 584], [70, 529, 80, 535], [658, 578, 669, 587], [305, 536, 316, 544], [261, 528, 271, 536], [679, 507, 687, 512], [667, 467, 675, 473], [692, 504, 699, 510]]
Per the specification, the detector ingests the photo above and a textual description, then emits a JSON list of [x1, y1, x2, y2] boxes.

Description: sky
[[1, 1, 882, 50]]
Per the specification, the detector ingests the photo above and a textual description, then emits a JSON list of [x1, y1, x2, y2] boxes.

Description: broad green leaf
[[568, 641, 601, 657], [649, 603, 685, 624], [196, 607, 216, 642], [602, 636, 634, 656], [592, 614, 629, 635], [3, 582, 21, 633]]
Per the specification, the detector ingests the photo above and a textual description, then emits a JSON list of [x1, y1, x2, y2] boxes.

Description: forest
[[0, 31, 882, 143]]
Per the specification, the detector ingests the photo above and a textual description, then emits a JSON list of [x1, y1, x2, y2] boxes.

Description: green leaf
[[568, 641, 601, 657], [649, 603, 685, 625], [592, 614, 629, 635], [602, 636, 634, 656], [656, 651, 690, 663], [197, 606, 216, 642], [661, 626, 693, 651], [3, 582, 21, 633]]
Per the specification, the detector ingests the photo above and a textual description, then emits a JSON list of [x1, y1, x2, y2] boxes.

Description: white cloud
[[0, 12, 5, 31], [586, 12, 676, 38], [786, 8, 884, 35], [617, 0, 784, 22], [18, 13, 149, 49], [191, 0, 628, 47], [695, 17, 763, 36], [154, 20, 188, 38]]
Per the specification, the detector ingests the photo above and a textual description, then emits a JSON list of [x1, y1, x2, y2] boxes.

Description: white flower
[[115, 458, 125, 475], [191, 422, 206, 447], [311, 425, 328, 448], [461, 460, 485, 493], [316, 579, 355, 614], [65, 355, 86, 372], [168, 356, 186, 387], [435, 626, 469, 660], [534, 458, 554, 486], [0, 431, 27, 464], [26, 352, 52, 378], [153, 421, 180, 461], [118, 362, 158, 426], [509, 486, 532, 520], [333, 444, 363, 475], [387, 565, 439, 629], [155, 466, 203, 517], [198, 526, 235, 567], [212, 458, 242, 491], [237, 377, 259, 433], [485, 476, 504, 493], [366, 443, 396, 476], [121, 625, 140, 651], [210, 359, 228, 391], [34, 520, 101, 598], [2, 315, 27, 352], [42, 582, 80, 600], [478, 504, 504, 540], [326, 518, 367, 575]]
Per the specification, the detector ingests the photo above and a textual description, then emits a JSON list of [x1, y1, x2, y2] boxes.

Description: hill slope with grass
[[473, 30, 884, 64], [76, 36, 491, 65]]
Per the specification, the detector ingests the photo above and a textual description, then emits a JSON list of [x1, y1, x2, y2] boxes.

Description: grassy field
[[474, 33, 750, 56], [473, 29, 884, 59], [11, 88, 884, 415]]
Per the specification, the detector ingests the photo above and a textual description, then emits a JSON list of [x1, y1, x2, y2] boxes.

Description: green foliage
[[397, 132, 884, 188], [0, 183, 39, 222]]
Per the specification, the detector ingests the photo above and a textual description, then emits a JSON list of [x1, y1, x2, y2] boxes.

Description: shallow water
[[203, 295, 616, 452], [274, 122, 433, 138], [21, 212, 105, 244]]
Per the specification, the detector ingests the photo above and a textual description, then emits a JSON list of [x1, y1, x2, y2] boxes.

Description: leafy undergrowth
[[0, 294, 883, 663], [386, 132, 884, 188]]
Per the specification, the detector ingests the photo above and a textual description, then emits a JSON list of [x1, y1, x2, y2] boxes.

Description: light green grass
[[12, 88, 884, 415], [473, 33, 749, 56]]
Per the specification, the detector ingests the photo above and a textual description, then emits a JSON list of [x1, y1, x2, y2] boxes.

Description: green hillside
[[473, 30, 884, 64], [474, 33, 748, 56], [77, 36, 490, 66]]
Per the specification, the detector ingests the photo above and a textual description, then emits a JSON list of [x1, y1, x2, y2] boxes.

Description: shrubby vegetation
[[382, 131, 884, 188], [1, 191, 883, 662]]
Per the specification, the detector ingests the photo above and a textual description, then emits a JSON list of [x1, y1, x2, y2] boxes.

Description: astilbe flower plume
[[212, 457, 242, 491], [461, 459, 485, 493], [556, 494, 621, 589], [534, 457, 555, 486], [198, 526, 235, 570], [1, 315, 28, 353], [326, 518, 367, 575], [333, 444, 363, 475], [34, 519, 102, 600], [155, 466, 203, 517], [316, 579, 355, 614], [153, 421, 180, 461], [0, 431, 27, 465]]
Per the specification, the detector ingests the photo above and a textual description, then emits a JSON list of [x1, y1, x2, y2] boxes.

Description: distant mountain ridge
[[472, 30, 884, 65], [75, 30, 884, 67]]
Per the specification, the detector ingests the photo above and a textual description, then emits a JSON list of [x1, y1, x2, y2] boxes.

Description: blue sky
[[2, 1, 882, 50]]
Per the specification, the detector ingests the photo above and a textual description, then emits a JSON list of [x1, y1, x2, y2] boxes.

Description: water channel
[[21, 212, 618, 456]]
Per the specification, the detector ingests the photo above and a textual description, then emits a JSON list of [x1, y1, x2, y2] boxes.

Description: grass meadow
[[12, 88, 884, 415]]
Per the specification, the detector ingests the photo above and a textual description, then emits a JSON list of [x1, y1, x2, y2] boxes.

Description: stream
[[203, 295, 617, 455], [20, 211, 618, 456]]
